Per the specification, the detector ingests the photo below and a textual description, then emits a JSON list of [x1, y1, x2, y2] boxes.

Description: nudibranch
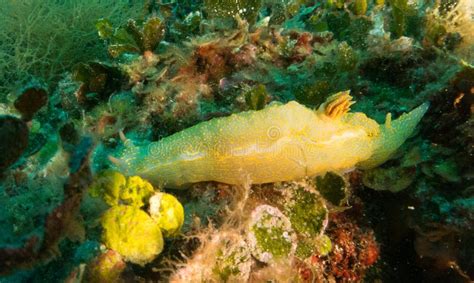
[[115, 91, 428, 188]]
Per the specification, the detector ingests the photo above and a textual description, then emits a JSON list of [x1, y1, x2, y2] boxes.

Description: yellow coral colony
[[118, 91, 429, 188]]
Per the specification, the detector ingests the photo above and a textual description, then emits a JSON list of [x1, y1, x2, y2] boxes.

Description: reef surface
[[0, 0, 473, 282]]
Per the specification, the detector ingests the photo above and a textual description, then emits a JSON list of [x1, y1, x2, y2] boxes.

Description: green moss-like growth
[[212, 240, 251, 282], [253, 222, 292, 257], [294, 81, 331, 106], [214, 260, 240, 282], [285, 185, 328, 237], [204, 0, 262, 23], [335, 42, 358, 72], [345, 17, 373, 49], [101, 205, 164, 265], [307, 11, 329, 32], [315, 172, 348, 206], [296, 234, 332, 259], [295, 239, 315, 259], [0, 0, 142, 94], [327, 11, 351, 40], [109, 92, 136, 117], [314, 234, 332, 256], [172, 11, 202, 39], [248, 205, 296, 263]]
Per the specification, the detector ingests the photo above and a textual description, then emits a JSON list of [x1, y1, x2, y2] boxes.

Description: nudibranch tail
[[357, 102, 430, 169]]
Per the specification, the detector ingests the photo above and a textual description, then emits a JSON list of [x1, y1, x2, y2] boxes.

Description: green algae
[[212, 245, 250, 282], [252, 220, 293, 258], [249, 205, 296, 263], [285, 186, 328, 237], [96, 16, 165, 58], [204, 0, 262, 23], [315, 172, 348, 206], [244, 84, 268, 110], [296, 234, 332, 258]]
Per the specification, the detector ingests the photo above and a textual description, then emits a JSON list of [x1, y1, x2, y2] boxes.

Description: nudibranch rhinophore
[[115, 91, 428, 188]]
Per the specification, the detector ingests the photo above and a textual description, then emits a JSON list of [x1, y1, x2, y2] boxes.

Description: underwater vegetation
[[0, 0, 473, 282], [0, 0, 144, 96]]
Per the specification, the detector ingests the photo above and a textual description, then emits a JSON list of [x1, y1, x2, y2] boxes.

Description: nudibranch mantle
[[117, 91, 428, 188]]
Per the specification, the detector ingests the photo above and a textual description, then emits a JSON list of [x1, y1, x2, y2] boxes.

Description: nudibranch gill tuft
[[115, 91, 429, 188]]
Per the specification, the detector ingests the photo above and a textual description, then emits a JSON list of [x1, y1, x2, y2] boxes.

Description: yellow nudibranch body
[[118, 91, 428, 188]]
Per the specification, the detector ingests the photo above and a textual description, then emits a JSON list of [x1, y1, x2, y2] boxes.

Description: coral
[[101, 205, 164, 265], [182, 39, 235, 82], [249, 260, 298, 282], [324, 214, 380, 281], [170, 176, 383, 282], [149, 192, 185, 237]]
